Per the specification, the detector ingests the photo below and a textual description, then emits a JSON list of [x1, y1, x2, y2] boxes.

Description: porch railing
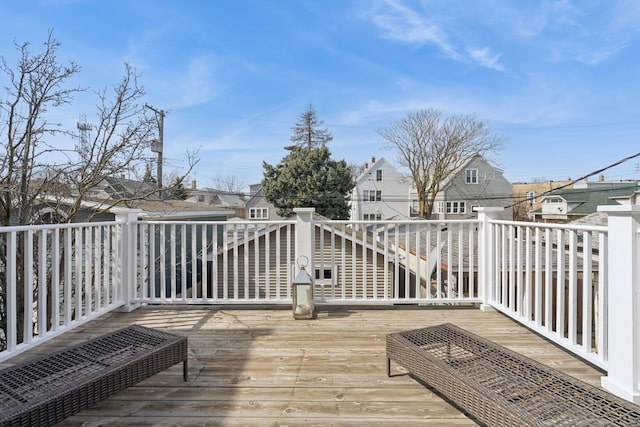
[[1, 206, 639, 403], [0, 221, 124, 361]]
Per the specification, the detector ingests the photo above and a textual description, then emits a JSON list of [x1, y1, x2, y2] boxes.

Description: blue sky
[[3, 0, 640, 190]]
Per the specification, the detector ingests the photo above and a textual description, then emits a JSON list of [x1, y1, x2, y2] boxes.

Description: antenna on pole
[[145, 104, 165, 195], [76, 114, 92, 163]]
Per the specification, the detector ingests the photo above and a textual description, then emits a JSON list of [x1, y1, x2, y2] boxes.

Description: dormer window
[[465, 169, 478, 184]]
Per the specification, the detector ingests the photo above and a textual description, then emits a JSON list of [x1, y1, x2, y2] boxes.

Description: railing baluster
[[583, 231, 593, 352], [533, 227, 542, 324], [51, 227, 60, 331], [24, 230, 34, 343], [556, 229, 565, 337], [568, 229, 578, 345], [6, 231, 17, 351], [37, 229, 47, 338]]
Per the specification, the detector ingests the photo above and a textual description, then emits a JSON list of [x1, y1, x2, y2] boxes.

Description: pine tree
[[289, 104, 333, 149], [262, 145, 354, 219]]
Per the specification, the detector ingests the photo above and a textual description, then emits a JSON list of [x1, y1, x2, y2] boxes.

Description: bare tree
[[61, 63, 197, 218], [0, 31, 82, 226], [0, 31, 197, 350], [212, 174, 247, 193], [378, 108, 503, 218]]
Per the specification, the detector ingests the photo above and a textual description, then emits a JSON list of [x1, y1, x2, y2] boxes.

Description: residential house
[[185, 180, 246, 218], [411, 154, 513, 220], [76, 176, 161, 201], [244, 183, 287, 220], [530, 180, 640, 223], [350, 156, 410, 221], [512, 179, 573, 221]]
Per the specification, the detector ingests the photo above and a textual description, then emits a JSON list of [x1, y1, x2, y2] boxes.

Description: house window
[[445, 201, 466, 214], [465, 169, 478, 184], [410, 200, 419, 217], [363, 190, 381, 202], [526, 191, 536, 206], [376, 170, 383, 181], [363, 213, 382, 221], [249, 207, 268, 219]]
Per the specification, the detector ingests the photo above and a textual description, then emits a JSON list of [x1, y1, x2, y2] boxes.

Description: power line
[[507, 151, 640, 208]]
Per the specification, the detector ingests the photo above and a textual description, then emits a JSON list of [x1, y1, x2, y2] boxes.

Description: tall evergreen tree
[[289, 104, 333, 149], [262, 145, 354, 219]]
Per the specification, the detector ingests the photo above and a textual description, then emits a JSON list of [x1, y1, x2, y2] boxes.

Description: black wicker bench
[[387, 323, 640, 426], [0, 324, 187, 427]]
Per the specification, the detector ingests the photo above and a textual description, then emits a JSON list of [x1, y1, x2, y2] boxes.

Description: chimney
[[191, 180, 197, 190], [599, 174, 604, 182], [371, 156, 376, 164], [364, 162, 369, 170]]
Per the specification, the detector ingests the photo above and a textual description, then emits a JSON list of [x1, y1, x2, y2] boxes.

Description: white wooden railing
[[1, 206, 639, 403], [0, 221, 124, 362], [485, 218, 608, 369]]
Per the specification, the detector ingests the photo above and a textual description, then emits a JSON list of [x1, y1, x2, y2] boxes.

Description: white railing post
[[115, 210, 142, 312], [599, 205, 640, 403], [294, 207, 315, 277], [476, 207, 504, 312]]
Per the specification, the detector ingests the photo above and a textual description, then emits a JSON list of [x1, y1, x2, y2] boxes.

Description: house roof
[[355, 157, 401, 183], [534, 183, 638, 215], [65, 197, 234, 220], [215, 193, 245, 207], [570, 211, 608, 227], [102, 176, 160, 199]]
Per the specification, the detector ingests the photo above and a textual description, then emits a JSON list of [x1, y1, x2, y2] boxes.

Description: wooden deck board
[[1, 306, 605, 426]]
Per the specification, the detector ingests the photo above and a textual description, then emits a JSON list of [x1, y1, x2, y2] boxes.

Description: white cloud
[[467, 47, 505, 72], [360, 0, 514, 70], [362, 0, 460, 60]]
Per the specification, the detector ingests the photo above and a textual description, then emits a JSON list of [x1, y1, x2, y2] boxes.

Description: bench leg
[[387, 358, 391, 377], [183, 359, 188, 381]]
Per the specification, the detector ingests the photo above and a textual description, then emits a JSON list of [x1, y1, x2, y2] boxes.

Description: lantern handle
[[297, 255, 309, 270]]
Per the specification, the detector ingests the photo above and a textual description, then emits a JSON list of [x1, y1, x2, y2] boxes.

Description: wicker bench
[[387, 323, 640, 426], [0, 324, 187, 427]]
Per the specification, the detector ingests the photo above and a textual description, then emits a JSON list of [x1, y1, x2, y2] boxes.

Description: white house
[[350, 156, 410, 221]]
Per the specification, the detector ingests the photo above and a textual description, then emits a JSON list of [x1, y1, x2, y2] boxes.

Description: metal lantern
[[292, 256, 314, 319]]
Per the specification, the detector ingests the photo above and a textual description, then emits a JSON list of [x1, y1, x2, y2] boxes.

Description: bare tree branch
[[378, 108, 503, 218]]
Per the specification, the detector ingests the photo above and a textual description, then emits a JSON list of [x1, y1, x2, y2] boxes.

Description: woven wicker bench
[[0, 324, 187, 427], [387, 323, 640, 426]]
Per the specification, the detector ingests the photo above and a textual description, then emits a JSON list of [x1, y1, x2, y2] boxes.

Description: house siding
[[245, 186, 286, 221], [350, 157, 410, 221], [433, 156, 513, 220]]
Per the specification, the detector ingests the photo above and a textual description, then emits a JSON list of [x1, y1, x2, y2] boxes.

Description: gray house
[[244, 184, 286, 220], [412, 154, 512, 220]]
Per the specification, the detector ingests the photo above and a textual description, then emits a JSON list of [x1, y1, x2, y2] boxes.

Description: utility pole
[[145, 104, 165, 195]]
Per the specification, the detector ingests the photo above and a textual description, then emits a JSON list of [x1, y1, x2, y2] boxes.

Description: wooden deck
[[3, 306, 605, 426]]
